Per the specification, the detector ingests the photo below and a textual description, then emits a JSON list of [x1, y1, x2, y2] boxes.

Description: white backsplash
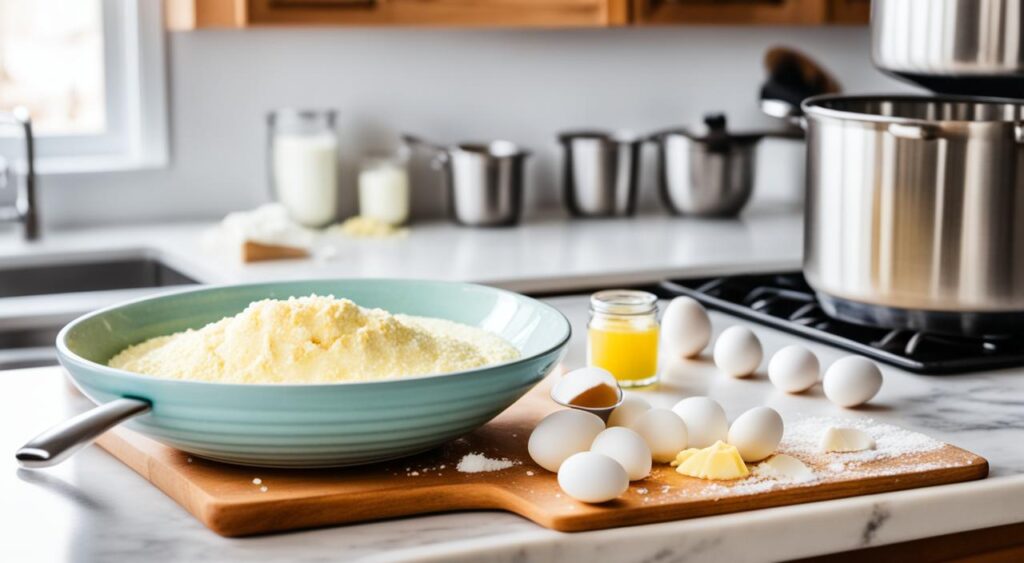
[[37, 26, 915, 228]]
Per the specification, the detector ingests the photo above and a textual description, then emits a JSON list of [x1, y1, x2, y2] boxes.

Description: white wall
[[35, 26, 915, 228]]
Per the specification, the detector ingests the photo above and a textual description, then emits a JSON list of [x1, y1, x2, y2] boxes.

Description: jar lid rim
[[590, 290, 657, 314]]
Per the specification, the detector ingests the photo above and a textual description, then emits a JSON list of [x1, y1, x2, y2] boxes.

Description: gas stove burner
[[658, 272, 1024, 375]]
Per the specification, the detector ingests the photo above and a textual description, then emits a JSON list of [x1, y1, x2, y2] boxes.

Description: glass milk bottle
[[267, 109, 339, 227], [358, 151, 410, 225]]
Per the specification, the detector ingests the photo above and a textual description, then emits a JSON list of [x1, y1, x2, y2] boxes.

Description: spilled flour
[[780, 416, 943, 465], [574, 416, 954, 506], [456, 452, 519, 473], [692, 416, 947, 497]]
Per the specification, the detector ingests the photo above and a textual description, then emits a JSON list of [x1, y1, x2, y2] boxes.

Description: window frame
[[1, 0, 169, 174]]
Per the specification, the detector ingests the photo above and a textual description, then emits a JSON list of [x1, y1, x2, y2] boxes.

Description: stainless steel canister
[[404, 135, 530, 227], [801, 94, 1024, 335], [871, 0, 1024, 97], [558, 131, 641, 217]]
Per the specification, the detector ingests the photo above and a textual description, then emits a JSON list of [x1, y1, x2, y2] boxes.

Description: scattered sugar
[[635, 487, 649, 495], [259, 486, 268, 493], [186, 457, 193, 464], [409, 471, 420, 477], [252, 478, 262, 485], [456, 452, 519, 473], [526, 471, 535, 476]]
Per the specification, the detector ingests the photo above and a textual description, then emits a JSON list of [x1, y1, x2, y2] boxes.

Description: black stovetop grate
[[658, 272, 1024, 375]]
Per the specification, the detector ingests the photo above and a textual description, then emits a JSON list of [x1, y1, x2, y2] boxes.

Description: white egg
[[768, 345, 820, 393], [713, 326, 763, 378], [671, 396, 728, 448], [629, 408, 688, 463], [590, 427, 652, 481], [822, 356, 883, 408], [551, 366, 620, 408], [607, 394, 651, 428], [727, 406, 784, 462], [528, 409, 605, 472], [557, 451, 629, 504], [660, 296, 712, 359]]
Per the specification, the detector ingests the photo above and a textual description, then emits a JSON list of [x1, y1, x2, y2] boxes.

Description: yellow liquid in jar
[[587, 324, 660, 387]]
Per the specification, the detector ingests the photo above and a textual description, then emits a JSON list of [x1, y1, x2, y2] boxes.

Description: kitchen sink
[[0, 256, 197, 370], [0, 324, 63, 370], [0, 257, 195, 297]]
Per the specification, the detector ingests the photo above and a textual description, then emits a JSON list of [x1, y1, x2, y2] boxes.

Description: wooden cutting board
[[95, 377, 988, 537]]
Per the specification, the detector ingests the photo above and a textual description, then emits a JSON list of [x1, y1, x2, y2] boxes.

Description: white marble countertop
[[4, 209, 1023, 562], [0, 206, 803, 293]]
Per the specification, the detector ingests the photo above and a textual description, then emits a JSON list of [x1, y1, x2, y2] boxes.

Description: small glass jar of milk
[[358, 151, 410, 225], [267, 109, 339, 227]]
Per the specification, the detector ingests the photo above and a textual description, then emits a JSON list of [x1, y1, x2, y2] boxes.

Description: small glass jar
[[267, 109, 339, 228], [587, 290, 660, 388], [358, 151, 410, 226]]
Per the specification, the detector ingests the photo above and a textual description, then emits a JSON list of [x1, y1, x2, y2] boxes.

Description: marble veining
[[860, 503, 892, 546]]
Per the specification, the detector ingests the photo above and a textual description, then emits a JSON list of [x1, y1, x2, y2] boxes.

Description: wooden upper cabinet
[[166, 0, 630, 29], [827, 0, 870, 24], [633, 0, 826, 25], [165, 0, 868, 29], [632, 0, 871, 25]]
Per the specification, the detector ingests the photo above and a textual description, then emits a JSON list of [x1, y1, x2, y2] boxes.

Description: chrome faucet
[[0, 108, 39, 241]]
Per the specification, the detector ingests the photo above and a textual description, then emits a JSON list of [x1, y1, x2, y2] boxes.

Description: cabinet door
[[827, 0, 869, 23], [633, 0, 828, 25], [246, 0, 625, 27]]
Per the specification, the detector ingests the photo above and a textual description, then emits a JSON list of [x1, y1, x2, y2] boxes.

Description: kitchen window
[[0, 0, 167, 173]]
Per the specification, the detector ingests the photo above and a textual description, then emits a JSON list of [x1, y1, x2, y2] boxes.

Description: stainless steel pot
[[558, 131, 641, 217], [871, 0, 1024, 97], [404, 135, 529, 227], [802, 94, 1024, 335], [648, 114, 791, 217]]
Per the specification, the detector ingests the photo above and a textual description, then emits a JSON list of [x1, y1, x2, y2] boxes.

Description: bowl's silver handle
[[16, 398, 151, 469]]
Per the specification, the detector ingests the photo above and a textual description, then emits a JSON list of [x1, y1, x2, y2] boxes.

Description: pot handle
[[403, 133, 450, 169], [888, 123, 939, 141], [401, 133, 447, 154], [15, 397, 152, 469]]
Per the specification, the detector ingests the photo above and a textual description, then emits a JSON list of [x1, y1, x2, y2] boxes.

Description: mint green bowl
[[57, 279, 570, 468]]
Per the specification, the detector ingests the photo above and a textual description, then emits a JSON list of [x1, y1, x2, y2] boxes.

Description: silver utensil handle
[[16, 398, 151, 469]]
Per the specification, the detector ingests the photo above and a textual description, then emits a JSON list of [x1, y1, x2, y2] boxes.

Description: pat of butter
[[820, 427, 875, 453], [671, 440, 749, 480]]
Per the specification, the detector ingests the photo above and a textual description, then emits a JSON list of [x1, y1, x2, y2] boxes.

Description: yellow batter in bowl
[[108, 295, 520, 384]]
